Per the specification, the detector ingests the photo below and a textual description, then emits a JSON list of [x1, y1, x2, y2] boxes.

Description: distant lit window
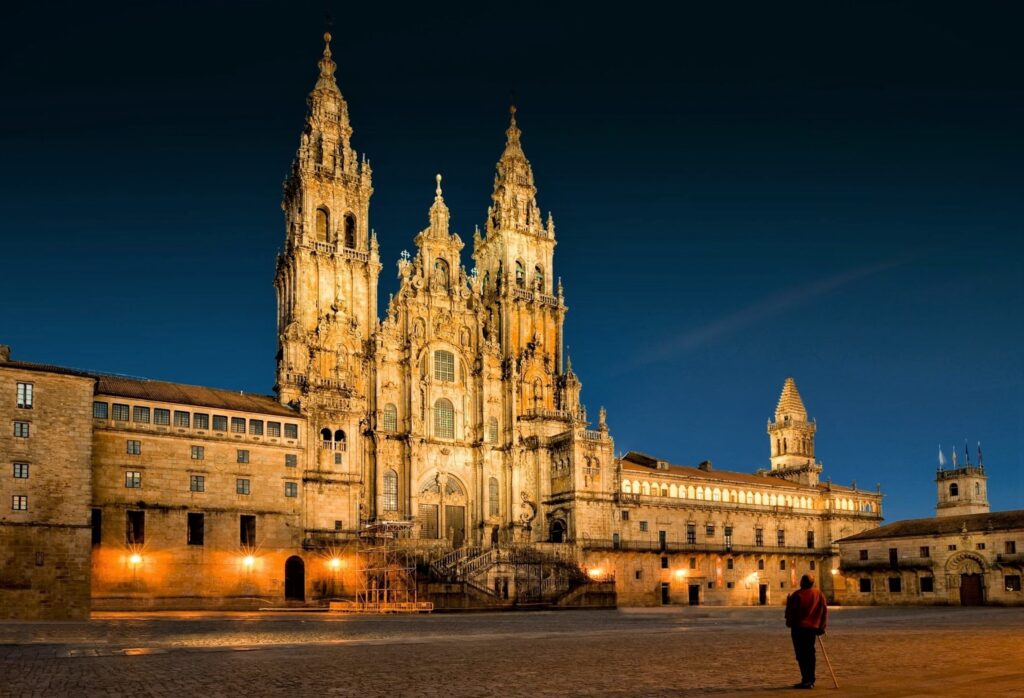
[[112, 403, 130, 421], [190, 475, 205, 492], [173, 411, 190, 428], [133, 406, 150, 423], [237, 450, 249, 464], [13, 422, 29, 438], [154, 408, 170, 426], [231, 417, 246, 434], [285, 481, 298, 498], [250, 420, 263, 436], [284, 423, 298, 439], [268, 422, 282, 437], [212, 415, 228, 431], [193, 413, 209, 430], [13, 463, 29, 479], [92, 401, 108, 419], [12, 495, 28, 511], [236, 478, 250, 495], [124, 471, 142, 488], [434, 350, 455, 382], [16, 382, 33, 409], [191, 445, 204, 460], [126, 440, 141, 455]]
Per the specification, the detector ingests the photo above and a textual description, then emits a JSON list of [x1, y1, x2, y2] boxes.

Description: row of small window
[[15, 383, 33, 409], [857, 575, 1021, 593], [631, 519, 814, 548], [645, 557, 817, 573], [859, 540, 1017, 561], [124, 441, 299, 468], [92, 402, 298, 438], [105, 510, 259, 547], [122, 471, 297, 497]]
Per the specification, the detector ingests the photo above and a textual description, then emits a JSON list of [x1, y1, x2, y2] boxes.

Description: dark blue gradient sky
[[2, 2, 1022, 520]]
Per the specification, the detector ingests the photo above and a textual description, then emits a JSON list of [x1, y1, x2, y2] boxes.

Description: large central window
[[434, 398, 454, 439], [383, 469, 398, 512], [434, 350, 455, 382]]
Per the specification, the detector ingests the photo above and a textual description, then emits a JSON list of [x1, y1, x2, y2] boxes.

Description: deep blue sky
[[2, 2, 1022, 521]]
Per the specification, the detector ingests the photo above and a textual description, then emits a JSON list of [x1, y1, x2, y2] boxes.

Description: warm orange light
[[329, 557, 342, 570], [587, 567, 604, 579], [129, 553, 142, 566], [243, 555, 255, 568], [830, 568, 839, 575], [674, 569, 687, 578]]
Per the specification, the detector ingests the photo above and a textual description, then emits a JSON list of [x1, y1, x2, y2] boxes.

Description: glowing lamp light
[[128, 553, 142, 566], [243, 555, 255, 568], [830, 568, 839, 576], [674, 569, 687, 579], [329, 557, 342, 570], [587, 567, 604, 579]]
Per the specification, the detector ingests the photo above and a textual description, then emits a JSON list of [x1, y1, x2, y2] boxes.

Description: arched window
[[622, 480, 631, 494], [949, 483, 958, 497], [382, 404, 397, 432], [783, 438, 788, 453], [488, 477, 499, 516], [433, 258, 450, 289], [534, 265, 544, 290], [383, 469, 398, 511], [641, 481, 651, 496], [344, 213, 356, 248], [320, 427, 332, 443], [515, 260, 525, 288], [712, 488, 721, 502], [434, 350, 455, 382], [316, 207, 329, 241], [754, 492, 762, 505], [669, 484, 678, 498], [487, 417, 498, 443], [975, 482, 981, 495], [532, 379, 543, 407], [334, 429, 346, 444], [434, 398, 454, 439]]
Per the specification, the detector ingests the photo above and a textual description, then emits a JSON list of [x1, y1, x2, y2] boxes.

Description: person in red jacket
[[785, 574, 829, 689]]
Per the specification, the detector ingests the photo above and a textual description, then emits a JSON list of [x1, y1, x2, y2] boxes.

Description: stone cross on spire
[[315, 32, 339, 92]]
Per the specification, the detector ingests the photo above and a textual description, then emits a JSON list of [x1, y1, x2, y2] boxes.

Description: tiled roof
[[837, 510, 1024, 542], [2, 359, 298, 418]]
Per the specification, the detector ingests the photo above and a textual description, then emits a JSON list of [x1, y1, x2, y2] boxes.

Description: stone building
[[836, 457, 1023, 606], [1, 34, 886, 616]]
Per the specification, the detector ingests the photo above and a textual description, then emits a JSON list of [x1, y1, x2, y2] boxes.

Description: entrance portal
[[688, 584, 701, 605], [759, 584, 768, 605], [445, 505, 466, 548], [284, 556, 305, 601], [661, 582, 670, 605], [960, 573, 984, 606], [549, 519, 566, 543]]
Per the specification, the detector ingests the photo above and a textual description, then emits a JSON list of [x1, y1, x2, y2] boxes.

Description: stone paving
[[0, 606, 1022, 696]]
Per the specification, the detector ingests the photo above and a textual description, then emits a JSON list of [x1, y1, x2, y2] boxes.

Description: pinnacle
[[315, 32, 340, 92], [775, 377, 808, 421]]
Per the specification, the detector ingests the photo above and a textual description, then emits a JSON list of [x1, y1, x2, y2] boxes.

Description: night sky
[[2, 2, 1022, 521]]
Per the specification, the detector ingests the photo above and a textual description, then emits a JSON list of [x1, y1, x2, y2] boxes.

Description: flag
[[952, 447, 958, 467], [977, 442, 983, 467], [965, 440, 970, 465], [938, 445, 946, 468]]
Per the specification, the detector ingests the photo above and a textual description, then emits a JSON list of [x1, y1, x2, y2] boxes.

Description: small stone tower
[[936, 445, 989, 517], [766, 377, 821, 485]]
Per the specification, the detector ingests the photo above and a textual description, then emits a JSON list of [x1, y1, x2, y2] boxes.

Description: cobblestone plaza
[[1, 607, 1021, 696]]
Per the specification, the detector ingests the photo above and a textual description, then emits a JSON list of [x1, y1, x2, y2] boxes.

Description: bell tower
[[936, 445, 989, 517], [766, 377, 821, 485]]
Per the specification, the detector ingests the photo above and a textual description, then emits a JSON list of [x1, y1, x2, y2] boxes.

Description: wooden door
[[960, 573, 984, 606], [445, 505, 465, 548]]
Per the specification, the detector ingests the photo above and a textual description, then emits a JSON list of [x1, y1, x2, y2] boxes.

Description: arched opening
[[382, 404, 398, 432], [534, 265, 544, 290], [434, 398, 454, 439], [334, 429, 346, 444], [433, 258, 450, 289], [549, 519, 566, 543], [949, 483, 959, 497], [487, 416, 498, 443], [344, 213, 356, 248], [316, 208, 329, 241], [482, 271, 490, 294], [284, 556, 305, 601], [320, 427, 332, 443], [515, 260, 525, 288], [488, 477, 499, 516], [383, 469, 398, 512]]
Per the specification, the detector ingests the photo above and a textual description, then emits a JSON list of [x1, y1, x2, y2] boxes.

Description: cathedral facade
[[0, 35, 888, 618]]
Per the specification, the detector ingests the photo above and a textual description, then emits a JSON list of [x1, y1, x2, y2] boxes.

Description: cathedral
[[0, 34, 888, 618]]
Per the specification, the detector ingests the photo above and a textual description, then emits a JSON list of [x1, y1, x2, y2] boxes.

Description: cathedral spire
[[315, 32, 340, 92], [775, 377, 808, 422], [427, 173, 450, 234], [487, 105, 546, 237]]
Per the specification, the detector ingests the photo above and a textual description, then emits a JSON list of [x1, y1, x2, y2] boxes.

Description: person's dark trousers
[[791, 628, 817, 685]]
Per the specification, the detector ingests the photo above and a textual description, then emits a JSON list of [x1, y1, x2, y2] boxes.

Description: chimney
[[698, 460, 713, 472], [0, 345, 10, 363]]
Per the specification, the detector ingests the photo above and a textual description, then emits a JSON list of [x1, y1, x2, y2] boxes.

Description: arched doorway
[[285, 556, 305, 602], [946, 552, 986, 606], [549, 519, 566, 543], [417, 473, 467, 548]]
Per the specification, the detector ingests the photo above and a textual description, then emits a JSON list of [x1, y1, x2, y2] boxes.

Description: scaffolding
[[330, 520, 432, 613]]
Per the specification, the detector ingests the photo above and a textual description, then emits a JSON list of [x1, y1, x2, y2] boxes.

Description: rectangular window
[[1006, 541, 1017, 554], [860, 549, 869, 561], [726, 558, 734, 570], [267, 421, 281, 437], [249, 420, 263, 436], [777, 529, 786, 546], [859, 578, 871, 593], [13, 421, 29, 438], [705, 524, 715, 537], [758, 559, 765, 570], [612, 533, 620, 549], [285, 454, 297, 468], [112, 403, 130, 421], [11, 495, 28, 511], [236, 478, 250, 495], [755, 528, 764, 547], [285, 481, 298, 498], [133, 406, 150, 423], [126, 439, 141, 455], [191, 445, 204, 460], [190, 475, 205, 492], [1006, 575, 1022, 592], [434, 350, 455, 382], [240, 514, 256, 546], [686, 523, 696, 544], [806, 531, 815, 548], [976, 542, 986, 550], [889, 548, 898, 565], [920, 546, 930, 558], [335, 520, 343, 531], [621, 510, 629, 521], [173, 410, 190, 428], [237, 450, 249, 464], [689, 557, 697, 569], [658, 530, 667, 550], [193, 413, 209, 430], [948, 544, 957, 551], [154, 408, 170, 425], [13, 462, 29, 478], [93, 401, 109, 419], [920, 576, 934, 593], [212, 415, 228, 432], [888, 577, 902, 593], [231, 417, 246, 434], [639, 521, 649, 532], [16, 382, 33, 408], [660, 556, 669, 569], [126, 510, 145, 544], [284, 423, 298, 439], [810, 560, 816, 570], [724, 526, 733, 547], [708, 581, 715, 589], [92, 508, 102, 546], [634, 569, 642, 580], [780, 559, 787, 570], [334, 452, 343, 465], [187, 512, 204, 545], [124, 471, 141, 488], [726, 581, 734, 589]]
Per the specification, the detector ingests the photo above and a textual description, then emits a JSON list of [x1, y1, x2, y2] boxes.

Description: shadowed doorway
[[285, 556, 305, 601]]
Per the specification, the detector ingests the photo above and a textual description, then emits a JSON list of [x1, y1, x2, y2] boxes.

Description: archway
[[285, 556, 305, 601], [549, 519, 566, 544]]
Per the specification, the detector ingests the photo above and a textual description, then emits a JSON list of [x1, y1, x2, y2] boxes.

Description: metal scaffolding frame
[[332, 520, 432, 613]]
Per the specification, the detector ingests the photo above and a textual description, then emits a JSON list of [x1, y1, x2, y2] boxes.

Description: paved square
[[0, 607, 1021, 696]]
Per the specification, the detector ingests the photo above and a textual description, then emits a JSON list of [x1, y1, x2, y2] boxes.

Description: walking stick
[[817, 635, 839, 689]]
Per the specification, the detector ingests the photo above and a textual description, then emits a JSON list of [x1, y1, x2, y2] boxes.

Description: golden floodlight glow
[[128, 553, 142, 566], [830, 568, 839, 575], [243, 555, 255, 568], [674, 569, 687, 578], [329, 557, 342, 570], [587, 567, 604, 579]]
